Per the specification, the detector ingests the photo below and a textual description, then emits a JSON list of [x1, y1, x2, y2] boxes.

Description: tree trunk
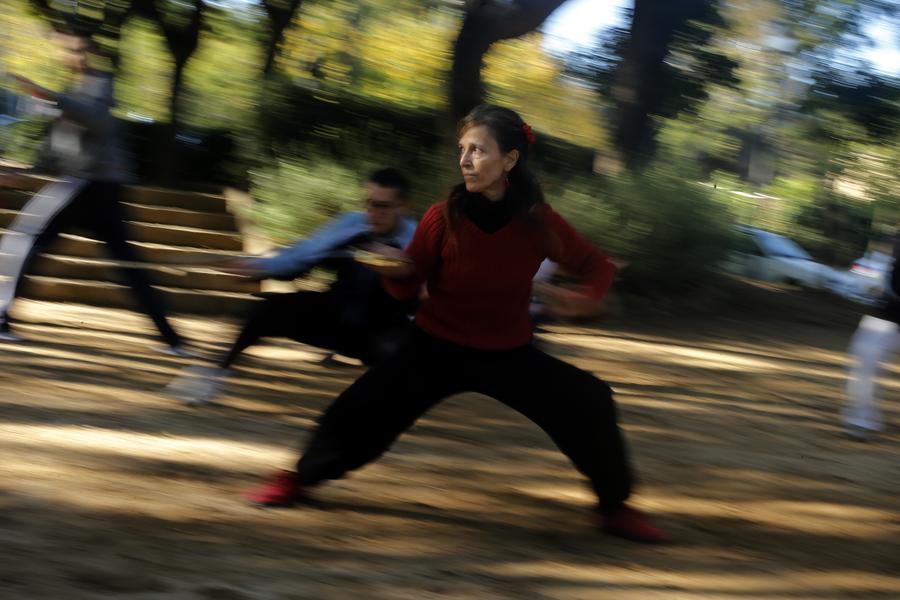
[[263, 0, 303, 77], [449, 0, 567, 120], [144, 0, 203, 183], [450, 15, 493, 121], [169, 59, 186, 133], [609, 0, 713, 168]]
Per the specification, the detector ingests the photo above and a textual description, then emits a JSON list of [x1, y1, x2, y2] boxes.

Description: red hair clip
[[522, 123, 536, 146]]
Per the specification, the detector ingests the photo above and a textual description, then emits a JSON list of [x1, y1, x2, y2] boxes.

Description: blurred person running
[[843, 237, 900, 440], [0, 32, 185, 353]]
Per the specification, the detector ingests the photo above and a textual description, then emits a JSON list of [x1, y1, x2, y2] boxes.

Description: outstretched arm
[[255, 212, 368, 279], [539, 205, 616, 318], [14, 74, 112, 131], [381, 203, 446, 300]]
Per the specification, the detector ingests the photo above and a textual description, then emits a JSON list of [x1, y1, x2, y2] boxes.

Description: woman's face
[[458, 125, 518, 200]]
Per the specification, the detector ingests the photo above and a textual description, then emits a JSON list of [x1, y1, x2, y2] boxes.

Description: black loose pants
[[295, 327, 633, 508]]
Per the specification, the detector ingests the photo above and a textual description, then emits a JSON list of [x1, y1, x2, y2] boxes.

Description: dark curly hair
[[445, 104, 544, 234]]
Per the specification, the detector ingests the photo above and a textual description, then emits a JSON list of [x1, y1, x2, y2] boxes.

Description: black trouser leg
[[295, 332, 461, 485], [294, 330, 634, 509], [473, 345, 633, 510], [219, 292, 343, 369], [88, 182, 181, 348], [219, 296, 286, 368]]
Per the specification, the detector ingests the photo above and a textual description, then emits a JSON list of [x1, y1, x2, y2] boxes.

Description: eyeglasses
[[366, 199, 400, 211]]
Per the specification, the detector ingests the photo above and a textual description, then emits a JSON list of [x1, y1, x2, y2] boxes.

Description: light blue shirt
[[257, 212, 417, 279]]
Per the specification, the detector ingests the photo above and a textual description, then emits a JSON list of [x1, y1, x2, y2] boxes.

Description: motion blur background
[[2, 6, 899, 597], [2, 0, 899, 304]]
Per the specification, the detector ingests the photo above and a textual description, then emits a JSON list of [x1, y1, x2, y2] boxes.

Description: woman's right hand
[[534, 282, 603, 319]]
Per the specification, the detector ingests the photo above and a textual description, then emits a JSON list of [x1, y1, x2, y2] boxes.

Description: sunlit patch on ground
[[1, 300, 897, 599]]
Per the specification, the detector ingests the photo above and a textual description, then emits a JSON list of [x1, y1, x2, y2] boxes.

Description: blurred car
[[724, 225, 833, 289], [827, 251, 893, 306]]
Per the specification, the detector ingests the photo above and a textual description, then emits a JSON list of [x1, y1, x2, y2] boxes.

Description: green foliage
[[0, 118, 50, 164], [484, 33, 607, 150], [115, 17, 173, 121], [181, 9, 264, 131], [608, 164, 735, 294], [760, 175, 819, 228], [549, 158, 736, 295], [250, 158, 367, 243], [792, 193, 873, 266], [0, 0, 69, 161], [4, 0, 899, 305]]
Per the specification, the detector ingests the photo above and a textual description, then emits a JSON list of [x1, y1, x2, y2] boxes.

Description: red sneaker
[[242, 470, 307, 507], [600, 505, 671, 543]]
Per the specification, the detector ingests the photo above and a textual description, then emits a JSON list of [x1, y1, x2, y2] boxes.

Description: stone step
[[0, 216, 243, 251], [125, 203, 238, 231], [16, 275, 258, 316], [1, 177, 263, 316], [0, 180, 229, 213], [0, 199, 237, 231], [124, 186, 228, 213], [20, 253, 259, 294], [0, 190, 34, 211], [1, 229, 251, 264], [126, 221, 243, 251], [0, 175, 53, 193]]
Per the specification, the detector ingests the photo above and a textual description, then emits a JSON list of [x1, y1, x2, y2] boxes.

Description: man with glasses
[[166, 168, 417, 405]]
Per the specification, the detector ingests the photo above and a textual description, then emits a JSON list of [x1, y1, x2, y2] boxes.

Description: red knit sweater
[[384, 201, 616, 350]]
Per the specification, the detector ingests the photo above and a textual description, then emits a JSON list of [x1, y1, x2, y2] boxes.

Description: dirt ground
[[1, 293, 898, 600]]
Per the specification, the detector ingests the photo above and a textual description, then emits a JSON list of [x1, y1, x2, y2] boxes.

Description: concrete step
[[0, 200, 238, 231], [0, 175, 53, 193], [127, 221, 243, 251], [0, 217, 243, 251], [17, 275, 259, 316], [1, 177, 262, 315], [0, 181, 229, 213], [0, 190, 34, 211], [1, 229, 250, 264], [125, 203, 238, 231], [0, 209, 20, 228], [124, 186, 228, 213], [21, 253, 259, 294]]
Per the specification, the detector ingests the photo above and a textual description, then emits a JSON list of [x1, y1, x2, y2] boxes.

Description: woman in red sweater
[[245, 104, 669, 543]]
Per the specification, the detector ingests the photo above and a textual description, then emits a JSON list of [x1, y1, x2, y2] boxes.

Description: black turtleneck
[[463, 191, 517, 234]]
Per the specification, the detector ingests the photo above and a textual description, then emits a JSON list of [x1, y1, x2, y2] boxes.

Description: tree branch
[[450, 0, 568, 119]]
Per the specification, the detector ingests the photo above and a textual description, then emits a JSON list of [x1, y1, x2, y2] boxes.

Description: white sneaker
[[158, 345, 199, 359], [844, 424, 876, 442], [165, 365, 230, 406]]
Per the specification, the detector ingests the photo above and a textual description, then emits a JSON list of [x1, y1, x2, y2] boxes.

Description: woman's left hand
[[355, 243, 415, 279], [535, 282, 603, 319]]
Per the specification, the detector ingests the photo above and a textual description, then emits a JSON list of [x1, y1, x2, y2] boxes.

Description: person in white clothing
[[843, 239, 900, 440]]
